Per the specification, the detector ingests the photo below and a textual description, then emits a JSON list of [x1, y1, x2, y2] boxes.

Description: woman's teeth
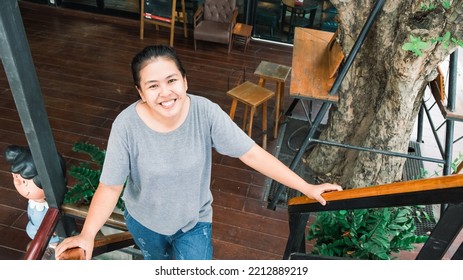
[[161, 100, 175, 108]]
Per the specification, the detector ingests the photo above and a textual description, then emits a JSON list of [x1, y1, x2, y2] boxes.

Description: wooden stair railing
[[60, 203, 127, 231], [57, 231, 134, 260], [24, 207, 61, 260], [57, 203, 135, 260], [23, 203, 135, 260], [284, 174, 463, 260]]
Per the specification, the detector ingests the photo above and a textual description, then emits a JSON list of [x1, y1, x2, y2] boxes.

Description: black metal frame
[[0, 0, 72, 238], [268, 0, 387, 210], [268, 0, 461, 210], [284, 182, 463, 260]]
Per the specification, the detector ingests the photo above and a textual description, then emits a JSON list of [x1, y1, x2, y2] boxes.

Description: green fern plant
[[306, 151, 458, 260], [64, 142, 125, 211], [307, 206, 431, 260]]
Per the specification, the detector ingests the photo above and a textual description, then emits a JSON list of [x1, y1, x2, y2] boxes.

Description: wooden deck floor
[[0, 1, 295, 260]]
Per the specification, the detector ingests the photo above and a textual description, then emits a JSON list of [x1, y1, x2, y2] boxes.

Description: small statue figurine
[[4, 145, 67, 247]]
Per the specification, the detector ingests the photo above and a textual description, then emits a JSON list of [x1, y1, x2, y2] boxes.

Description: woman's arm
[[55, 183, 123, 260], [239, 144, 342, 205]]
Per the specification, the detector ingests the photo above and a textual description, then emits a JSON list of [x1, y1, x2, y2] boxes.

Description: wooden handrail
[[23, 207, 60, 260], [57, 231, 134, 260], [289, 174, 463, 206], [57, 203, 134, 260], [285, 174, 463, 260]]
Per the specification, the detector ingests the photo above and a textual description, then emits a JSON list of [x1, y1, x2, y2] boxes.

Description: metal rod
[[436, 121, 446, 131], [0, 0, 69, 237], [443, 119, 455, 175], [423, 102, 446, 158], [310, 139, 446, 164], [267, 102, 332, 210], [329, 0, 386, 96], [417, 103, 424, 142], [454, 135, 463, 144], [447, 49, 458, 111], [285, 99, 300, 117]]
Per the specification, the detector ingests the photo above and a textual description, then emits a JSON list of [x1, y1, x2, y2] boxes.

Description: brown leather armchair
[[193, 0, 238, 54]]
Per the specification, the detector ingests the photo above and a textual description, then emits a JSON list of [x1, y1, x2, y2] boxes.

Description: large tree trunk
[[306, 0, 463, 189]]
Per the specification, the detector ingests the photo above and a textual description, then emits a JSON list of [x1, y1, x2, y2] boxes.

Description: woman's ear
[[135, 85, 145, 102]]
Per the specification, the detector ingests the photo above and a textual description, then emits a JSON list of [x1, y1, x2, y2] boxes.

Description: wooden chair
[[140, 0, 188, 47], [284, 174, 463, 260], [227, 81, 275, 150], [428, 65, 463, 122], [429, 66, 446, 101], [193, 0, 238, 54], [253, 61, 292, 139], [255, 0, 281, 37]]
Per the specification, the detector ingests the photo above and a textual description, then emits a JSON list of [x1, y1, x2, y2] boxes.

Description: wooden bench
[[290, 27, 344, 103], [284, 174, 463, 260]]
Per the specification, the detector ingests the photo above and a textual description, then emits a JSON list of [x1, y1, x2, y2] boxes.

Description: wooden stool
[[232, 23, 253, 53], [227, 81, 275, 149], [254, 61, 292, 139]]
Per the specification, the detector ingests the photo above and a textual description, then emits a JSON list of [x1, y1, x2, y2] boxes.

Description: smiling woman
[[54, 45, 342, 261], [133, 48, 190, 132]]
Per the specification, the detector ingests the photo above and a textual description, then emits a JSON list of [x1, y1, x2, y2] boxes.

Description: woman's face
[[136, 57, 188, 120], [12, 173, 45, 202]]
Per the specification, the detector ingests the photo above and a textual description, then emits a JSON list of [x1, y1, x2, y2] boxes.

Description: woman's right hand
[[55, 234, 95, 260]]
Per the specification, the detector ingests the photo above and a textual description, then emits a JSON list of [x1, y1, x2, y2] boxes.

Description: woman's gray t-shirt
[[100, 94, 255, 235]]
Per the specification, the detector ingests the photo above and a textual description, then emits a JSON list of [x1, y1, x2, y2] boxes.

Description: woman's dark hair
[[131, 45, 186, 88], [4, 145, 67, 189]]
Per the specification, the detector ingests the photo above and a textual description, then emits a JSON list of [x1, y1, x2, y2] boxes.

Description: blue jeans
[[124, 211, 212, 260]]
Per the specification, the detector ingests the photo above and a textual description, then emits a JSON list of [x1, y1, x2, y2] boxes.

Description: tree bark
[[306, 0, 463, 189]]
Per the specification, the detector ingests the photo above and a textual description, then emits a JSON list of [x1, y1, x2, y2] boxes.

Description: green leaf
[[442, 0, 451, 9], [388, 224, 405, 230], [402, 35, 429, 56]]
